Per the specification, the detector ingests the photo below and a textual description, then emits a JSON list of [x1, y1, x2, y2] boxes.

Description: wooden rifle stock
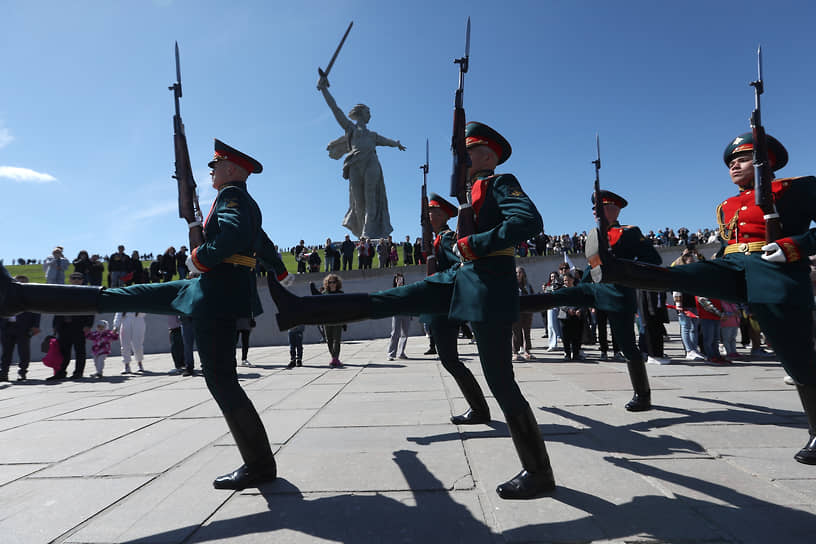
[[169, 43, 204, 250]]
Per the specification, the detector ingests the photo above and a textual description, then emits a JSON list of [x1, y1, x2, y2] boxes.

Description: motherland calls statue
[[318, 75, 405, 240]]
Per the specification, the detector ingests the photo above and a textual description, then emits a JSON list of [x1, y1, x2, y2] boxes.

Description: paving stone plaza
[[1, 322, 814, 543]]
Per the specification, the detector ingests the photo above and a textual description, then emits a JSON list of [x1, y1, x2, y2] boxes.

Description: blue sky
[[2, 0, 815, 262]]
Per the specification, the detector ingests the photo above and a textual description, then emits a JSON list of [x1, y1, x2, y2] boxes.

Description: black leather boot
[[268, 276, 371, 330], [450, 372, 490, 425], [213, 403, 277, 490], [1, 265, 102, 317], [795, 384, 816, 465], [585, 228, 676, 289], [624, 358, 652, 412], [496, 405, 556, 500]]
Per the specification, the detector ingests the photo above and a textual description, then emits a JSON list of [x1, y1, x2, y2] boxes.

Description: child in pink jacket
[[85, 320, 119, 378]]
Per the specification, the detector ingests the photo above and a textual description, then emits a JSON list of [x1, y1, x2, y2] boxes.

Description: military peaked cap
[[208, 139, 263, 174], [465, 121, 512, 165], [723, 132, 788, 171], [591, 190, 628, 209], [428, 192, 457, 219]]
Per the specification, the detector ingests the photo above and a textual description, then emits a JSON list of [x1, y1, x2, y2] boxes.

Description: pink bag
[[42, 338, 63, 373]]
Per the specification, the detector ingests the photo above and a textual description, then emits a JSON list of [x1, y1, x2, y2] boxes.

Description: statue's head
[[348, 104, 370, 123]]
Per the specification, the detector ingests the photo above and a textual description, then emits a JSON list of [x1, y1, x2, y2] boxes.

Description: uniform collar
[[470, 169, 494, 182], [217, 180, 247, 192]]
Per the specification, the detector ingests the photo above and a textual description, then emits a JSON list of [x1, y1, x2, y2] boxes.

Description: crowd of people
[[279, 225, 719, 273]]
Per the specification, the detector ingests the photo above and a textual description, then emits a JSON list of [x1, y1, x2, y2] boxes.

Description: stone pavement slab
[[0, 323, 814, 543]]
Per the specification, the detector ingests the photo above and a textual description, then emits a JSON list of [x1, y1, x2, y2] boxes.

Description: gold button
[[739, 243, 749, 253], [740, 206, 748, 210], [739, 222, 746, 226]]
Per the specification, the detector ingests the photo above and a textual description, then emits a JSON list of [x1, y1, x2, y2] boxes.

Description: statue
[[318, 75, 405, 239]]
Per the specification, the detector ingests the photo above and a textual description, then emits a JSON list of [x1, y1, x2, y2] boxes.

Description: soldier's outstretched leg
[[795, 384, 816, 465], [1, 265, 101, 317], [269, 275, 452, 330], [432, 317, 490, 425]]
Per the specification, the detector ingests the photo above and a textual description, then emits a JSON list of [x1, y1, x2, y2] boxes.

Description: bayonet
[[318, 21, 353, 81]]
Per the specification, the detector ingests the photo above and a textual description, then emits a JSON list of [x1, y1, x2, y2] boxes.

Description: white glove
[[186, 254, 206, 275], [760, 243, 787, 263], [452, 242, 463, 261]]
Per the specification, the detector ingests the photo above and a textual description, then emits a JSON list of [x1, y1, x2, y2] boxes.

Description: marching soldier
[[0, 139, 290, 488], [586, 132, 816, 465], [424, 192, 490, 425], [269, 122, 556, 499], [519, 190, 662, 411]]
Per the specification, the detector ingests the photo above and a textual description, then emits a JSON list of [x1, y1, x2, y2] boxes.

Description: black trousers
[[596, 309, 618, 354], [1, 331, 31, 373], [56, 324, 87, 376]]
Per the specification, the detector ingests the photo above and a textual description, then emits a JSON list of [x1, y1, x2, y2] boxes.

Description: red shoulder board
[[471, 175, 495, 216], [433, 234, 442, 251], [772, 177, 800, 198]]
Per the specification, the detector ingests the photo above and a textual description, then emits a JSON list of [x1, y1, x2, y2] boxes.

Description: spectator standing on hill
[[402, 235, 413, 265], [376, 238, 388, 268], [160, 247, 177, 282], [324, 238, 338, 272], [108, 245, 131, 287], [149, 253, 162, 283], [294, 240, 307, 274], [88, 254, 104, 286], [176, 246, 189, 280], [43, 246, 70, 284], [358, 237, 372, 269], [389, 240, 399, 267], [340, 235, 355, 271], [413, 237, 424, 265], [308, 249, 321, 273], [128, 250, 145, 284], [0, 275, 40, 382], [72, 250, 92, 284]]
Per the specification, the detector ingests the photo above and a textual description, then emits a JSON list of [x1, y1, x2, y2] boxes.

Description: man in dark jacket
[[0, 275, 40, 381]]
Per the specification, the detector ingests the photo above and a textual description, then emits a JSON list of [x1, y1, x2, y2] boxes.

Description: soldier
[[518, 190, 662, 411], [0, 139, 289, 488], [586, 132, 816, 465], [424, 192, 490, 425], [269, 122, 556, 500]]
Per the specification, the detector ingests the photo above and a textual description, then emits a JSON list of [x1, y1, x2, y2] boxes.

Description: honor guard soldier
[[1, 139, 290, 488], [423, 192, 490, 425], [586, 132, 816, 465], [519, 190, 662, 411], [269, 122, 557, 499]]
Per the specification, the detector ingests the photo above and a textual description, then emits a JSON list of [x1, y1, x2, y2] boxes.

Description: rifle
[[449, 17, 474, 239], [592, 133, 610, 254], [749, 46, 782, 245], [420, 138, 437, 275], [169, 42, 204, 249]]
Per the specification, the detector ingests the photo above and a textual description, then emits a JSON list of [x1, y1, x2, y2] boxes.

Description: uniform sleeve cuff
[[277, 270, 289, 282], [457, 237, 477, 261], [776, 237, 801, 262], [191, 248, 212, 273]]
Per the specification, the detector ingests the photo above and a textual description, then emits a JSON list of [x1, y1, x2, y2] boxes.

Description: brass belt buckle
[[738, 242, 749, 254]]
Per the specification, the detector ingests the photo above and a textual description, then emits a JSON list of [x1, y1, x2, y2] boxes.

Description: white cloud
[[0, 166, 56, 183], [0, 127, 12, 149]]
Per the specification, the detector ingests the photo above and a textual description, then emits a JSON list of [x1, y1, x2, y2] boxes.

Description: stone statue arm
[[375, 133, 406, 151], [317, 77, 352, 131]]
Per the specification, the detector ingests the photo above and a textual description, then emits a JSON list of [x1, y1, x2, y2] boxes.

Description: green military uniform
[[0, 139, 287, 489], [588, 132, 816, 464], [421, 193, 490, 424], [520, 191, 661, 411], [269, 122, 555, 499]]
